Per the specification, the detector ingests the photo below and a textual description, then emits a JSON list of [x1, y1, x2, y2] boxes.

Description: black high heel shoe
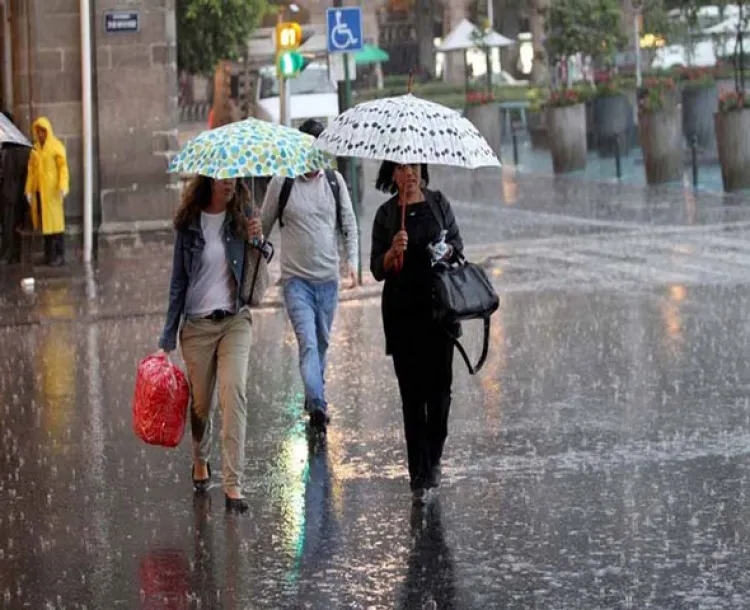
[[192, 462, 211, 494], [225, 495, 249, 514]]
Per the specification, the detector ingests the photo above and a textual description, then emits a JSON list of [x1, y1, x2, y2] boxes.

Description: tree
[[545, 0, 625, 77], [177, 0, 268, 75], [414, 0, 437, 78], [633, 0, 675, 69], [530, 0, 551, 85]]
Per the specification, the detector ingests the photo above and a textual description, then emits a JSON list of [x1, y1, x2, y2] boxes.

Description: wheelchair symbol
[[330, 10, 358, 50]]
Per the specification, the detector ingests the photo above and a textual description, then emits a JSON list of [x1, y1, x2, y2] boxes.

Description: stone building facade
[[2, 0, 179, 252]]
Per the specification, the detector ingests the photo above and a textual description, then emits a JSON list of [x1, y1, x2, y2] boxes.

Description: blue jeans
[[283, 278, 339, 413]]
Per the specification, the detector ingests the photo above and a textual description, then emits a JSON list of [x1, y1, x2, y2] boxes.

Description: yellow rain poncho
[[25, 117, 69, 235]]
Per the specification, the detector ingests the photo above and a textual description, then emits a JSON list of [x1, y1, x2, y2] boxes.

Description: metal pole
[[634, 14, 642, 87], [2, 1, 13, 109], [343, 52, 362, 285], [486, 0, 494, 95], [280, 75, 291, 126], [614, 135, 622, 180], [80, 0, 94, 263], [691, 134, 698, 188], [512, 124, 518, 166]]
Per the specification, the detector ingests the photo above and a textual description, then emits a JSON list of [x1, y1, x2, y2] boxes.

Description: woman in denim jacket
[[159, 176, 261, 513]]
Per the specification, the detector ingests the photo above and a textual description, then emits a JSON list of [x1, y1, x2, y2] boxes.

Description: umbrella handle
[[393, 188, 408, 273], [407, 70, 414, 94]]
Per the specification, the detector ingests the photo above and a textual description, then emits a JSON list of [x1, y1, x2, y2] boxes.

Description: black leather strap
[[446, 316, 491, 375]]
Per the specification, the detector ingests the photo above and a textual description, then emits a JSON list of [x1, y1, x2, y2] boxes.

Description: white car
[[255, 62, 339, 129]]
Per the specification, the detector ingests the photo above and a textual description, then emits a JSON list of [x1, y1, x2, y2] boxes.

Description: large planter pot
[[594, 94, 631, 156], [681, 84, 717, 150], [638, 105, 683, 185], [715, 109, 750, 191], [547, 103, 587, 174], [465, 102, 501, 157]]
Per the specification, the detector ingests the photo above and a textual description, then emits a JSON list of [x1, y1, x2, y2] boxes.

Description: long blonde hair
[[174, 176, 249, 235]]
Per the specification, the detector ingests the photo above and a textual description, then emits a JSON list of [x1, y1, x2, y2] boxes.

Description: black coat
[[1, 144, 30, 227], [370, 189, 464, 354]]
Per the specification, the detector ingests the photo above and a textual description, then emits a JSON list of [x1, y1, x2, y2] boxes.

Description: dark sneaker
[[426, 464, 442, 489], [309, 408, 330, 431], [225, 495, 249, 514]]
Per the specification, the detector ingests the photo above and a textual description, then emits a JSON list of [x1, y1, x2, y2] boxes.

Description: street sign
[[104, 11, 139, 33], [329, 53, 356, 82], [326, 7, 363, 54]]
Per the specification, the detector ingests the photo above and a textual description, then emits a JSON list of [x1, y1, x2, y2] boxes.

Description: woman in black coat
[[370, 162, 463, 507]]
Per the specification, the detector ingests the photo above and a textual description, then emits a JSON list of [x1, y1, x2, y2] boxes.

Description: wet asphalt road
[[3, 169, 750, 608]]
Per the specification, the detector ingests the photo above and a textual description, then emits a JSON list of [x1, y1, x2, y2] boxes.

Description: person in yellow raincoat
[[25, 117, 69, 266]]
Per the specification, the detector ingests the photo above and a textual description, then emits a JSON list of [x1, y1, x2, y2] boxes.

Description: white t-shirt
[[185, 211, 235, 317]]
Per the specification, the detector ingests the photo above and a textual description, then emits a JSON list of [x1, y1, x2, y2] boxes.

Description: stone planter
[[681, 84, 717, 150], [638, 105, 683, 185], [547, 103, 587, 174], [465, 102, 501, 157], [594, 93, 631, 156], [715, 109, 750, 191]]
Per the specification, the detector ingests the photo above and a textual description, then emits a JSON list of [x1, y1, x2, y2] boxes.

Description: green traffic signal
[[277, 51, 304, 78]]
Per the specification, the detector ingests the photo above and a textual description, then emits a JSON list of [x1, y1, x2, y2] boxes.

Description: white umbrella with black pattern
[[315, 93, 500, 169], [0, 113, 31, 148]]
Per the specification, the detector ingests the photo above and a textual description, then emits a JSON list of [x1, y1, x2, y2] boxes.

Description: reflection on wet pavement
[[2, 170, 750, 607]]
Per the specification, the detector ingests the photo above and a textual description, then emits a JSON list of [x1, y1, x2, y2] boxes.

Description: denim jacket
[[159, 215, 249, 352]]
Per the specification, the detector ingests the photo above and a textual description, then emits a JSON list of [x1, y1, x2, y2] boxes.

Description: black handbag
[[432, 256, 499, 374], [427, 199, 499, 375]]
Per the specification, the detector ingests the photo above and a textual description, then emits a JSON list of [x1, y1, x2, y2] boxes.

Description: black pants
[[0, 204, 20, 262], [44, 233, 65, 265], [392, 328, 454, 490]]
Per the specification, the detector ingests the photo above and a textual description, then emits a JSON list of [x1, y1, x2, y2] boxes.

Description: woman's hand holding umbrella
[[389, 229, 408, 273]]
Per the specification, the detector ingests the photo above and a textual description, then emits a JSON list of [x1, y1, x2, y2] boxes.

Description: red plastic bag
[[132, 353, 190, 448]]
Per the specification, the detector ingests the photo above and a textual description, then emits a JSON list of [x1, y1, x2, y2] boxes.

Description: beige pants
[[180, 310, 252, 495]]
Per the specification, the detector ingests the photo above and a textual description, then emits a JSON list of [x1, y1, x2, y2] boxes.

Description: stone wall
[[93, 0, 179, 236], [10, 0, 179, 247]]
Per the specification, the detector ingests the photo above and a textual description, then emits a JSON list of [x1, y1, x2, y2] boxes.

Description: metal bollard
[[691, 134, 699, 188], [614, 135, 622, 180]]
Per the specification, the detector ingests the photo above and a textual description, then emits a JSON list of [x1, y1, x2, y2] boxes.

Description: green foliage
[[640, 0, 674, 44], [638, 76, 677, 113], [546, 0, 626, 65], [177, 0, 268, 75]]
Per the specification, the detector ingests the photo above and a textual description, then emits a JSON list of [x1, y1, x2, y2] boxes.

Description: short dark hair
[[375, 161, 430, 194], [298, 119, 325, 138]]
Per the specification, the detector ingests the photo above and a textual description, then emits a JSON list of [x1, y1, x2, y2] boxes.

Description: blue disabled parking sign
[[326, 7, 363, 53]]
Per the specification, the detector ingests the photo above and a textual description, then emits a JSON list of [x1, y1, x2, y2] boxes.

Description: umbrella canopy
[[0, 114, 31, 148], [354, 44, 390, 66], [315, 94, 500, 169], [437, 18, 514, 53], [169, 117, 334, 179]]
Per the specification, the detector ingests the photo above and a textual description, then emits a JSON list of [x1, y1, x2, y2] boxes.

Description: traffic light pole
[[280, 75, 291, 127], [331, 0, 362, 284], [342, 53, 362, 285]]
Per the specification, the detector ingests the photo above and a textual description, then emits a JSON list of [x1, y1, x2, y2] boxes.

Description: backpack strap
[[324, 169, 343, 235], [277, 177, 295, 228]]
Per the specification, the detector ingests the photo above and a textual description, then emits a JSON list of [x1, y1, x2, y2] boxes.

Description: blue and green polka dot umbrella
[[169, 117, 335, 179]]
